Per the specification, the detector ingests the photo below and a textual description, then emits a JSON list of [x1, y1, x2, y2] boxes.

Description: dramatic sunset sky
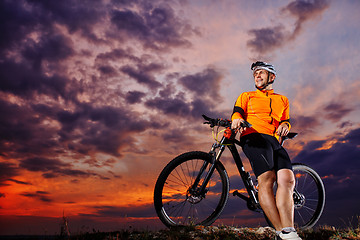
[[1, 0, 359, 235]]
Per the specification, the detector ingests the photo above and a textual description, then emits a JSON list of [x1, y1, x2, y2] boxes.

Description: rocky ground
[[67, 225, 360, 240]]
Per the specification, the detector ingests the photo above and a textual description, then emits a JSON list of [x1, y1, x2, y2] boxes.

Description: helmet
[[251, 61, 277, 77]]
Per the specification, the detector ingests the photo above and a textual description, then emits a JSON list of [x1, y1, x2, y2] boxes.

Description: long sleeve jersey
[[231, 89, 291, 140]]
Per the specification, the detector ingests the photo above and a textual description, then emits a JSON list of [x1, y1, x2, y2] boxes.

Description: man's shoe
[[278, 231, 302, 240]]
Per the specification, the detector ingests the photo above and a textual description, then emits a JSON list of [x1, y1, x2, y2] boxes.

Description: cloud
[[125, 91, 146, 104], [247, 25, 287, 55], [145, 95, 191, 116], [110, 4, 194, 51], [295, 127, 360, 168], [0, 0, 38, 52], [120, 64, 163, 90], [21, 34, 74, 70], [0, 99, 67, 160], [0, 162, 19, 186], [247, 0, 329, 55], [322, 102, 354, 122], [95, 48, 140, 62], [20, 191, 53, 203], [6, 179, 32, 185], [27, 0, 105, 42], [145, 91, 226, 120], [20, 157, 70, 172], [19, 157, 111, 180], [0, 61, 70, 99], [294, 127, 360, 197], [291, 115, 321, 133], [179, 67, 224, 101], [144, 66, 227, 123], [57, 103, 154, 156], [282, 0, 330, 39]]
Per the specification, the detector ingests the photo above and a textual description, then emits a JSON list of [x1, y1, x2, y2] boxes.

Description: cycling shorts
[[240, 133, 292, 178]]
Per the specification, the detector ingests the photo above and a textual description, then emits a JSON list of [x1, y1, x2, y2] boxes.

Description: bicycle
[[154, 115, 325, 229]]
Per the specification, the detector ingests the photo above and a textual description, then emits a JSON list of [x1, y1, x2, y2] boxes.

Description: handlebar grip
[[203, 114, 251, 128], [240, 120, 252, 128]]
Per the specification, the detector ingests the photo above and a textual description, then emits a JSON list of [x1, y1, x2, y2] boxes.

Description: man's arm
[[231, 92, 248, 132], [277, 96, 291, 136]]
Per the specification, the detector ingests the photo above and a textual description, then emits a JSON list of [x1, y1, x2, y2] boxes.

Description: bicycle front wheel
[[154, 151, 229, 227], [292, 163, 325, 229]]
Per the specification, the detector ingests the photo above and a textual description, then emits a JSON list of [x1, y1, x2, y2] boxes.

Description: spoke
[[302, 204, 316, 213], [179, 164, 190, 187], [164, 178, 187, 191], [191, 160, 199, 179], [295, 209, 306, 224], [187, 203, 196, 224], [305, 189, 319, 196], [172, 168, 190, 189], [185, 162, 193, 186], [198, 197, 218, 212], [170, 200, 188, 222], [305, 198, 319, 202]]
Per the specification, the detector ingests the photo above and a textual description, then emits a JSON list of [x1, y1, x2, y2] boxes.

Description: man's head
[[251, 61, 276, 90]]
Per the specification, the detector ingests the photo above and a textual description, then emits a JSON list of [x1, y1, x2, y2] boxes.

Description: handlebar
[[202, 114, 252, 129], [202, 114, 297, 144]]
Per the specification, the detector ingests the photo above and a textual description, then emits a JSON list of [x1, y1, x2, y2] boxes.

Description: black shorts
[[240, 133, 292, 178]]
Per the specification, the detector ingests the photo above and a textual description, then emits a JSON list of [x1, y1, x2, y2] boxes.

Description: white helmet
[[251, 61, 277, 77], [251, 61, 277, 90]]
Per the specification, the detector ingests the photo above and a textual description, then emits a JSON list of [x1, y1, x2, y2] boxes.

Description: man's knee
[[277, 169, 295, 189], [258, 170, 276, 188]]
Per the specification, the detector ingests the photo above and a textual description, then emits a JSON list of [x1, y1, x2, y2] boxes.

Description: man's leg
[[259, 169, 301, 240], [257, 170, 282, 231], [276, 169, 295, 228]]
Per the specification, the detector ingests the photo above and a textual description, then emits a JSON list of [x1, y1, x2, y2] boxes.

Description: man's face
[[253, 69, 270, 88]]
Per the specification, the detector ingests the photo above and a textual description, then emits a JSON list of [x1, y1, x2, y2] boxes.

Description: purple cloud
[[121, 64, 162, 90], [110, 4, 194, 50], [283, 0, 330, 39], [247, 25, 287, 54], [179, 67, 224, 101], [323, 102, 353, 122], [125, 91, 146, 104], [247, 0, 329, 55]]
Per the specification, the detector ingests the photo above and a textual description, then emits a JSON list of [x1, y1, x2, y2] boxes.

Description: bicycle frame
[[192, 133, 307, 215], [191, 134, 261, 212]]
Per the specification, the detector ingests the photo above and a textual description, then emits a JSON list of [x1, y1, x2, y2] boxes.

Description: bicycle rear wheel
[[292, 163, 325, 229], [154, 151, 229, 227]]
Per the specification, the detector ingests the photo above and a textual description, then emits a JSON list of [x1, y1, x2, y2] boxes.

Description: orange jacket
[[231, 89, 291, 140]]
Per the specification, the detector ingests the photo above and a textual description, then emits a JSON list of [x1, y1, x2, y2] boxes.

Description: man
[[231, 61, 301, 240]]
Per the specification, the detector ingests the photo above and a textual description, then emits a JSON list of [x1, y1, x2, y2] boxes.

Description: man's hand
[[277, 123, 290, 137], [231, 118, 246, 134]]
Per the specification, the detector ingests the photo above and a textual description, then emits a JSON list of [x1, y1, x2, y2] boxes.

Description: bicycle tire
[[263, 163, 325, 229], [292, 163, 325, 229], [154, 151, 230, 227]]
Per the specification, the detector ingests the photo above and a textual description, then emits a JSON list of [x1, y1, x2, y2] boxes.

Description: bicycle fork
[[188, 141, 226, 199]]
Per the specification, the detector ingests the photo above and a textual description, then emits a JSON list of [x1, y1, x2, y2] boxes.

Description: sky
[[0, 0, 359, 235]]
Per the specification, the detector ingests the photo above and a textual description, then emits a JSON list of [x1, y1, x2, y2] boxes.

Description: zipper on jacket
[[269, 98, 274, 124], [269, 96, 276, 135]]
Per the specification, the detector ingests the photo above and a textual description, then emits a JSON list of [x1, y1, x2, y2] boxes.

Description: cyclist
[[231, 61, 301, 240]]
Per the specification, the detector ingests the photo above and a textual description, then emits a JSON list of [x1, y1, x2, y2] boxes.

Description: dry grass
[[66, 224, 360, 240]]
